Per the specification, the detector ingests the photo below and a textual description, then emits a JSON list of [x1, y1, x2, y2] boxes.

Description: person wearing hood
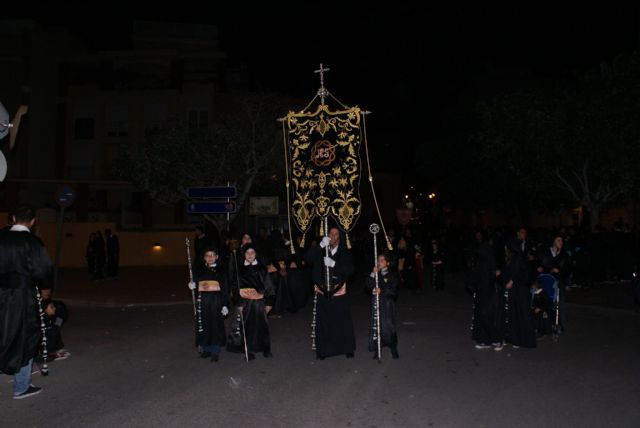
[[227, 244, 275, 360]]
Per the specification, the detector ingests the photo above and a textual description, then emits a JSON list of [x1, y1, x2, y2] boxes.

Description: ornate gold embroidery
[[285, 104, 363, 238]]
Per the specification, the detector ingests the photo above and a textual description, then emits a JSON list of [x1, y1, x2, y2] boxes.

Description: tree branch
[[556, 167, 583, 205]]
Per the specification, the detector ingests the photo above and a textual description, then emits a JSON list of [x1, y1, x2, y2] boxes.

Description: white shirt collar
[[10, 224, 30, 233], [244, 260, 258, 266], [207, 263, 217, 268], [330, 246, 338, 256]]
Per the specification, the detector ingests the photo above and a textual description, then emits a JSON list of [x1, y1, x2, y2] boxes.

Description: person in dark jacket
[[0, 205, 52, 399]]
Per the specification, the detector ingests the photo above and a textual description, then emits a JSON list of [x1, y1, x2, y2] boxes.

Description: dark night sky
[[6, 4, 640, 148]]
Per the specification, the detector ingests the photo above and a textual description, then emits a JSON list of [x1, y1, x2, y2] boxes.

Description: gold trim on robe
[[239, 288, 264, 300], [334, 283, 347, 296], [198, 280, 221, 292], [313, 282, 347, 296]]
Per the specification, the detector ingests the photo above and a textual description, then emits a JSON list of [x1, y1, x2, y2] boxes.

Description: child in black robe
[[366, 252, 400, 359]]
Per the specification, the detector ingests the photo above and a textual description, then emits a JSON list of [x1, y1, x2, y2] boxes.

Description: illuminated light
[[152, 243, 163, 251], [404, 194, 409, 199]]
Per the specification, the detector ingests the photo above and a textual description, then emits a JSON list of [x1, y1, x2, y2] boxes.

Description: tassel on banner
[[319, 220, 324, 237], [386, 236, 394, 251], [300, 234, 306, 248], [346, 232, 352, 249]]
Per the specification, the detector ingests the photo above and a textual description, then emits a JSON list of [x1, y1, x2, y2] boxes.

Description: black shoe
[[346, 353, 354, 359], [391, 348, 400, 359], [247, 353, 256, 361], [200, 352, 211, 359], [13, 386, 42, 400], [372, 352, 379, 360], [263, 351, 273, 358], [210, 353, 219, 362], [316, 353, 325, 360]]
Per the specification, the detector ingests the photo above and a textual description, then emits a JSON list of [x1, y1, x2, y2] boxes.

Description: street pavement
[[2, 268, 640, 427]]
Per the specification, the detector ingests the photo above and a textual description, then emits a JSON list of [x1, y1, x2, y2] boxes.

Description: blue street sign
[[56, 186, 76, 208], [187, 201, 236, 214], [187, 186, 237, 199]]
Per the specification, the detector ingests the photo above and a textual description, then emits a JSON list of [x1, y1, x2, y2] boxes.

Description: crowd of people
[[85, 229, 119, 281], [188, 225, 401, 363], [191, 219, 640, 362], [4, 202, 639, 400]]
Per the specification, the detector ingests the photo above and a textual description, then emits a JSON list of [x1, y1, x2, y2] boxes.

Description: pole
[[185, 238, 197, 318], [232, 250, 250, 362], [324, 216, 331, 297], [369, 223, 382, 361], [35, 285, 49, 375]]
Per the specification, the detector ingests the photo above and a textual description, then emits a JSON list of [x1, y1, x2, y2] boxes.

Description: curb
[[59, 299, 192, 309]]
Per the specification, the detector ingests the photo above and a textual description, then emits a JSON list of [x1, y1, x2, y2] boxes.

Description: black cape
[[469, 242, 500, 345], [310, 243, 356, 358], [193, 263, 230, 348], [0, 229, 52, 374], [227, 263, 275, 354], [502, 244, 536, 348]]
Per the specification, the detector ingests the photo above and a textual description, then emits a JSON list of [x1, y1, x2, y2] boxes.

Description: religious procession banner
[[284, 104, 363, 245]]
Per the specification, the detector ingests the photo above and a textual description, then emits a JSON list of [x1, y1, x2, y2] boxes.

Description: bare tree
[[117, 92, 289, 232]]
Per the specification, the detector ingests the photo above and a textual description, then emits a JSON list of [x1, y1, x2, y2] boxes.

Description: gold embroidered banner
[[285, 104, 362, 238]]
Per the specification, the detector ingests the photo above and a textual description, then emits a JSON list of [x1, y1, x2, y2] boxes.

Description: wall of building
[[2, 213, 191, 267]]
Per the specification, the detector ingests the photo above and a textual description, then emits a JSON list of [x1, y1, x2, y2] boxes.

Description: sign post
[[53, 186, 76, 289]]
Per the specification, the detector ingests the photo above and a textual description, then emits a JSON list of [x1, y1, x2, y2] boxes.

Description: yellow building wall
[[2, 214, 190, 267]]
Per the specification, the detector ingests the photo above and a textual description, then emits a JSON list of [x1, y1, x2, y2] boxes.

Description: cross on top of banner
[[314, 63, 330, 104]]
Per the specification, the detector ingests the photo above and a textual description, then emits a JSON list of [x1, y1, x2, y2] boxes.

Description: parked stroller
[[532, 273, 561, 341]]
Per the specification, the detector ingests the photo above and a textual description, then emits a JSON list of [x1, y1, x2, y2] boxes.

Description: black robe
[[366, 269, 399, 351], [106, 234, 120, 277], [428, 249, 446, 290], [227, 263, 275, 354], [93, 235, 106, 279], [285, 247, 311, 312], [311, 243, 356, 358], [193, 264, 229, 348], [502, 247, 536, 348], [86, 237, 96, 276], [272, 268, 292, 315], [469, 243, 500, 345], [43, 300, 68, 353], [0, 229, 52, 374]]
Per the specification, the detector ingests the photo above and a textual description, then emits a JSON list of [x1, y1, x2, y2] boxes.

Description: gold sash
[[314, 283, 347, 296], [239, 288, 264, 300], [198, 280, 221, 292]]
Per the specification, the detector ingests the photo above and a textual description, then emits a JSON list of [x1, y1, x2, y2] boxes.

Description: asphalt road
[[3, 280, 640, 427]]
